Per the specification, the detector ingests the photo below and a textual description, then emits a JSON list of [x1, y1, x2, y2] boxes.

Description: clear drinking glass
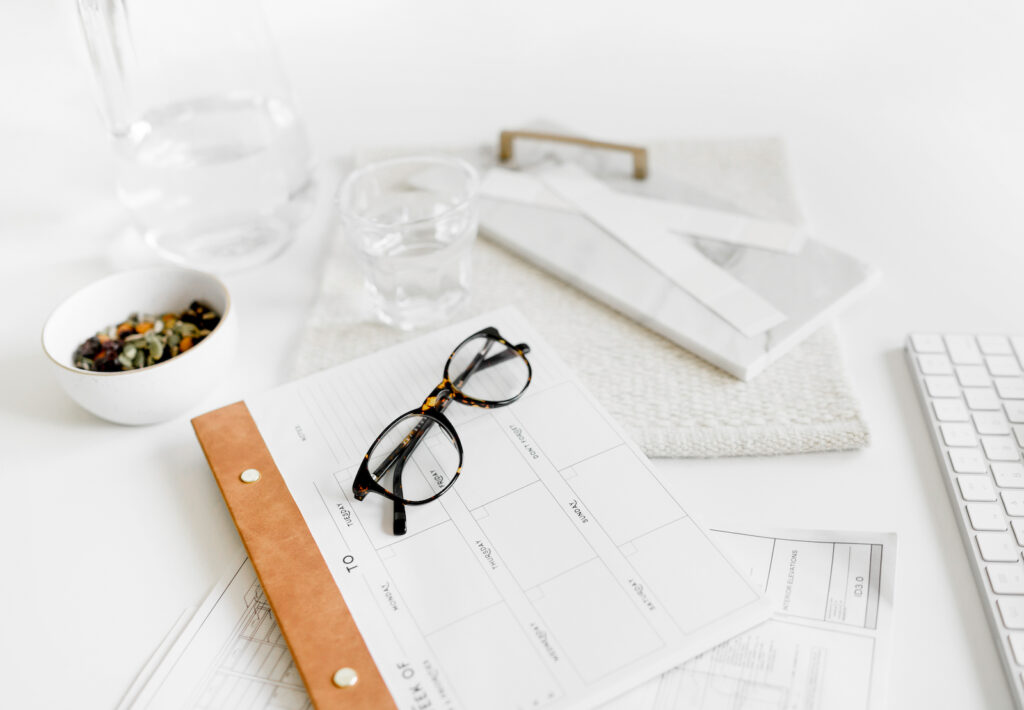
[[339, 157, 480, 330], [77, 0, 313, 272]]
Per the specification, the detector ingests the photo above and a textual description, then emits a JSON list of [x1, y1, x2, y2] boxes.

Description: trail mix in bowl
[[72, 300, 221, 372]]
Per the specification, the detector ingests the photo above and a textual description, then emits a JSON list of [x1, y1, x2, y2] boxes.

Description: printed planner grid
[[246, 306, 770, 710]]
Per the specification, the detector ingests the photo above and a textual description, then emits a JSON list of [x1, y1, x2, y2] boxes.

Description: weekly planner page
[[245, 306, 770, 710]]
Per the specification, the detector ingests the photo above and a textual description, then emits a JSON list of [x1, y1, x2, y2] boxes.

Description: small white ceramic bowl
[[41, 266, 238, 425]]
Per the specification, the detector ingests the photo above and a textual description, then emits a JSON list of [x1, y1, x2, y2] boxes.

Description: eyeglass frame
[[351, 326, 532, 535]]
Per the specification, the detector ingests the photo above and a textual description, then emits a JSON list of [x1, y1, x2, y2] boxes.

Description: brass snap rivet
[[332, 667, 358, 688], [240, 468, 261, 483]]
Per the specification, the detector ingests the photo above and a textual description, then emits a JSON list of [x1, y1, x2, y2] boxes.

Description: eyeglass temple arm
[[388, 339, 531, 488], [371, 424, 428, 535], [450, 342, 530, 390], [392, 453, 409, 535], [389, 341, 499, 534], [369, 420, 431, 535], [389, 339, 506, 533], [480, 342, 530, 364], [379, 339, 531, 534], [374, 341, 531, 479]]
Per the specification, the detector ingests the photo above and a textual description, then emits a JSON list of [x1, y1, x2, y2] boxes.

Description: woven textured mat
[[293, 138, 869, 457]]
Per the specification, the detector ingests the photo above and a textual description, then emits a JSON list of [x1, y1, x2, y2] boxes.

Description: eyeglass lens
[[367, 413, 461, 504], [447, 334, 530, 402]]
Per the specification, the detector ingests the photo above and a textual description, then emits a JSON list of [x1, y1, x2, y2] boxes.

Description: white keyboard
[[907, 333, 1024, 708]]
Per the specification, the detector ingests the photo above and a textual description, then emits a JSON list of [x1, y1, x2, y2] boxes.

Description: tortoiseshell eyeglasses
[[352, 326, 532, 535]]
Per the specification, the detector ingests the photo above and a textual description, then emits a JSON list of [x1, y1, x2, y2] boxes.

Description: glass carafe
[[77, 0, 313, 272]]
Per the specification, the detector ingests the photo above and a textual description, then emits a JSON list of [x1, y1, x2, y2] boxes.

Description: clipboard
[[187, 305, 782, 710], [192, 400, 398, 710], [478, 126, 878, 380]]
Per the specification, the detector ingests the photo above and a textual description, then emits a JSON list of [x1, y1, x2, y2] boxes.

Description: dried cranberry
[[93, 341, 123, 372], [73, 336, 103, 362]]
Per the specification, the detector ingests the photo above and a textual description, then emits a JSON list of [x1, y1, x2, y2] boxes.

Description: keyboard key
[[1015, 426, 1024, 448], [926, 376, 961, 398], [956, 365, 991, 387], [999, 598, 1024, 629], [983, 436, 1020, 462], [912, 334, 946, 353], [951, 449, 988, 473], [989, 356, 1023, 377], [1012, 336, 1024, 366], [1012, 634, 1024, 665], [980, 335, 1014, 355], [1007, 492, 1024, 517], [978, 532, 1021, 561], [947, 335, 983, 365], [975, 411, 1011, 435], [996, 378, 1024, 400], [960, 476, 997, 501], [941, 423, 977, 447], [966, 388, 1001, 410], [976, 413, 1010, 438], [1007, 635, 1024, 663], [919, 354, 953, 375], [995, 464, 1024, 488], [935, 399, 970, 422], [1007, 402, 1024, 424], [969, 503, 1008, 530], [1013, 520, 1024, 546], [988, 564, 1024, 593]]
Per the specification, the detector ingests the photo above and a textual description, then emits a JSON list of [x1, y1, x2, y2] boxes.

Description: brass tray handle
[[498, 129, 648, 180]]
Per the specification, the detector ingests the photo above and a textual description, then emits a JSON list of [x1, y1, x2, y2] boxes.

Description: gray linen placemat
[[292, 138, 869, 457]]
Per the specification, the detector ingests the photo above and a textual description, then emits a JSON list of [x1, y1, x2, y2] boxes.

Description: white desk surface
[[3, 1, 1023, 707]]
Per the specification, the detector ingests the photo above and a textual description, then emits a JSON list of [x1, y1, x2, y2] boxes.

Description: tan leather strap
[[193, 401, 396, 710]]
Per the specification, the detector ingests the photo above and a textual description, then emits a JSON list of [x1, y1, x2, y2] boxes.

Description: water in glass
[[115, 93, 311, 272], [342, 157, 479, 330]]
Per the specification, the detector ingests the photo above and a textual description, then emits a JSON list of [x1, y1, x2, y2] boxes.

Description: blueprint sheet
[[605, 527, 897, 710], [125, 554, 310, 710], [125, 526, 894, 709]]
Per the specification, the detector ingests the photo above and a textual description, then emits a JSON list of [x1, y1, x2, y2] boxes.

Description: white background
[[2, 1, 1023, 707]]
